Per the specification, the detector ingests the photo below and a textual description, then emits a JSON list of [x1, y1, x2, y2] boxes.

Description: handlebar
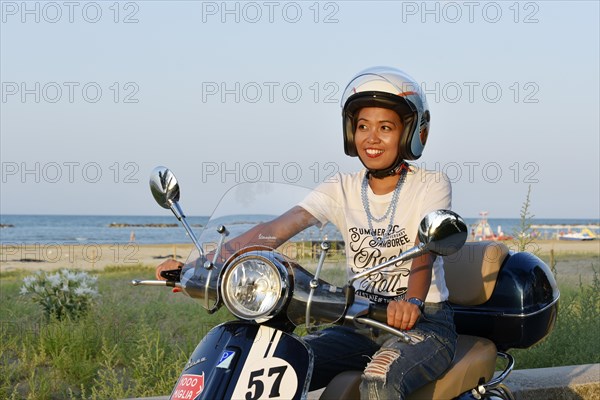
[[345, 302, 413, 344], [369, 302, 389, 323], [131, 279, 181, 288]]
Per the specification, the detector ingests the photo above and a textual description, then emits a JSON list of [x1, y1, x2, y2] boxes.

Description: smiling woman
[[354, 107, 403, 176], [153, 66, 457, 399]]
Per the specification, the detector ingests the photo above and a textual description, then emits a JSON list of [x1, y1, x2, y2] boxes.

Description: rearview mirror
[[418, 210, 468, 256], [149, 166, 204, 257], [149, 166, 180, 209]]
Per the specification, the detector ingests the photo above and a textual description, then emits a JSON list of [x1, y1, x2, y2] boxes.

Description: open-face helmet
[[341, 66, 431, 177]]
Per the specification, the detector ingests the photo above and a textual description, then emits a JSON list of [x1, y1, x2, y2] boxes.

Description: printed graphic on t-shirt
[[348, 224, 412, 304]]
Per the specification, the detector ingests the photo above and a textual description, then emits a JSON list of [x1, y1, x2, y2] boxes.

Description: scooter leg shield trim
[[363, 348, 401, 382]]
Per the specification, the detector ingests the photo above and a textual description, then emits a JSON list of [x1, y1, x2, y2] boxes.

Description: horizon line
[[1, 213, 599, 221]]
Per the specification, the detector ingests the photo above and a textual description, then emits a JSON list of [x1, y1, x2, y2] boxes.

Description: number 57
[[246, 365, 288, 400]]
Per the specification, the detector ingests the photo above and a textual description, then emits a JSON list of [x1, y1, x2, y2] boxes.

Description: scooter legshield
[[170, 321, 313, 400]]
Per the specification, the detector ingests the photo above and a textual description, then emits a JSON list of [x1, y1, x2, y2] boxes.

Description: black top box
[[444, 242, 559, 351]]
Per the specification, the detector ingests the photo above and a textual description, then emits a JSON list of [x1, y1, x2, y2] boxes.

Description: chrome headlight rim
[[220, 251, 290, 322]]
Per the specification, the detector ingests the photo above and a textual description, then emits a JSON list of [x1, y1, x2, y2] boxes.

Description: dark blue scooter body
[[170, 321, 313, 400]]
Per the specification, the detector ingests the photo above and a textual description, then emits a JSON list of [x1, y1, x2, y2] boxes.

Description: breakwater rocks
[[0, 224, 15, 228], [108, 223, 203, 228], [108, 223, 178, 228]]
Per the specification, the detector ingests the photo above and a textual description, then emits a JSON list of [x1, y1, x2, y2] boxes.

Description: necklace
[[361, 164, 408, 246]]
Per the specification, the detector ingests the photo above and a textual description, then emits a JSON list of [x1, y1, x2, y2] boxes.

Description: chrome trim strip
[[454, 295, 559, 318]]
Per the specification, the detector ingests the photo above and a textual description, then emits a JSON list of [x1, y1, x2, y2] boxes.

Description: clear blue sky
[[1, 1, 598, 219]]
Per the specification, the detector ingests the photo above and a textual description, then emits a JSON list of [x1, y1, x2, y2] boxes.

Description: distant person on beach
[[156, 66, 455, 399], [129, 230, 136, 242]]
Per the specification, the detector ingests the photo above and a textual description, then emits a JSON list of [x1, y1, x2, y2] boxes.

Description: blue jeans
[[304, 302, 457, 399]]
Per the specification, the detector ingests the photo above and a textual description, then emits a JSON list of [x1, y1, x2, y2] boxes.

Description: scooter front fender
[[170, 321, 313, 400]]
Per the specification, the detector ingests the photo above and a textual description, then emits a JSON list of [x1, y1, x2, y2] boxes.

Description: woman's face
[[354, 107, 403, 171]]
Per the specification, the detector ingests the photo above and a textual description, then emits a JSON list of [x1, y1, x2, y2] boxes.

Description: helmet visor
[[341, 72, 422, 110]]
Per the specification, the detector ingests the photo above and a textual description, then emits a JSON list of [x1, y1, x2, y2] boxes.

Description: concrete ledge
[[127, 364, 600, 400], [506, 364, 599, 400]]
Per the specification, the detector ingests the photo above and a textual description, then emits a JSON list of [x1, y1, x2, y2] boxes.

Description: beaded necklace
[[360, 163, 409, 246]]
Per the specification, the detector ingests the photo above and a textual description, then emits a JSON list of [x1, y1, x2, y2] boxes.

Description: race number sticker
[[231, 326, 298, 400], [171, 373, 205, 400]]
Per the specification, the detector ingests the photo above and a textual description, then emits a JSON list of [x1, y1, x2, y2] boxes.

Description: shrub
[[20, 269, 99, 321]]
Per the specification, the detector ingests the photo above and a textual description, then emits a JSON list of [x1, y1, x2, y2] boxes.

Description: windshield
[[179, 182, 348, 326]]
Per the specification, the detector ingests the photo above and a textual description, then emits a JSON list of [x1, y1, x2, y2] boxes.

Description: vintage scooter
[[131, 166, 559, 400]]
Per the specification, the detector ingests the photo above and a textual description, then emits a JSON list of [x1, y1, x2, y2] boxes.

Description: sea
[[1, 214, 599, 245]]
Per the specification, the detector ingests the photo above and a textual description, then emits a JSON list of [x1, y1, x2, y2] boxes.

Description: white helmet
[[341, 66, 431, 177]]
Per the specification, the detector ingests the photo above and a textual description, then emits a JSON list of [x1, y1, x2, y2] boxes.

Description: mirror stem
[[169, 200, 205, 257], [169, 200, 185, 221], [349, 244, 425, 286]]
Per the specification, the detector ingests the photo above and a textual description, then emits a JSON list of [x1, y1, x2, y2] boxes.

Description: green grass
[[1, 261, 599, 399], [0, 265, 233, 400], [538, 249, 600, 260]]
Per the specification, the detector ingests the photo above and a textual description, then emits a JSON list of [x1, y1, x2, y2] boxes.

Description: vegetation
[[511, 185, 538, 254], [0, 265, 233, 400], [19, 270, 99, 321], [1, 255, 598, 399]]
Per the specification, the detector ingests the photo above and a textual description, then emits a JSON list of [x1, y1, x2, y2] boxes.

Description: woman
[[157, 66, 457, 399]]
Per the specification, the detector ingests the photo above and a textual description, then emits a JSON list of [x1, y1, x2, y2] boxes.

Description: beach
[[1, 240, 598, 286], [0, 242, 195, 273]]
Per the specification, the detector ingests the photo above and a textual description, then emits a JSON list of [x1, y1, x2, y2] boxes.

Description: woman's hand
[[387, 300, 421, 330], [155, 259, 184, 280]]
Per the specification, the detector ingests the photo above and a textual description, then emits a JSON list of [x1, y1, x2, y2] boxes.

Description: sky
[[1, 0, 599, 219]]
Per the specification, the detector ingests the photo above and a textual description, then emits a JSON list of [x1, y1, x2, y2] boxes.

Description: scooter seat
[[444, 241, 509, 306], [319, 334, 497, 400], [407, 334, 497, 399]]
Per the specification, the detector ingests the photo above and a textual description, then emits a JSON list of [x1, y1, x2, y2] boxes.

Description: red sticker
[[171, 373, 205, 400]]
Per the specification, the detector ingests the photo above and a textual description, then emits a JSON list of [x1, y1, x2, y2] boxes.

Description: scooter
[[131, 166, 559, 400]]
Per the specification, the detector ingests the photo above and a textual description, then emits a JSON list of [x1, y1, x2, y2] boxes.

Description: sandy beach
[[0, 242, 196, 273], [2, 240, 598, 283]]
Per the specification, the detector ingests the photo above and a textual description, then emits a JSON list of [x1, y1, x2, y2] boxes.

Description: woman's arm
[[156, 206, 319, 280], [386, 235, 433, 330], [220, 206, 319, 257]]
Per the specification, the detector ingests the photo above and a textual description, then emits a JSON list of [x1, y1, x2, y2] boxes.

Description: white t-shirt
[[298, 165, 451, 304]]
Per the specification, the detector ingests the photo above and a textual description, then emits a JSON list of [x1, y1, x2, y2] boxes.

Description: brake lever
[[354, 316, 413, 344], [160, 267, 182, 282]]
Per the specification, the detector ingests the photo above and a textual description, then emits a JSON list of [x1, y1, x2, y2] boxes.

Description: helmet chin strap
[[362, 155, 406, 179]]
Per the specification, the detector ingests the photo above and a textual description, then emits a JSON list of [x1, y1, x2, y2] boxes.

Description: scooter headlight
[[221, 252, 289, 322]]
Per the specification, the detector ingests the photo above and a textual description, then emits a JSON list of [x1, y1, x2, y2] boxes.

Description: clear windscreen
[[180, 182, 348, 325]]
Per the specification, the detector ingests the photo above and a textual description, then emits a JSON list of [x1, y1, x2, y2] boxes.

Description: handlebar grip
[[369, 303, 388, 323]]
